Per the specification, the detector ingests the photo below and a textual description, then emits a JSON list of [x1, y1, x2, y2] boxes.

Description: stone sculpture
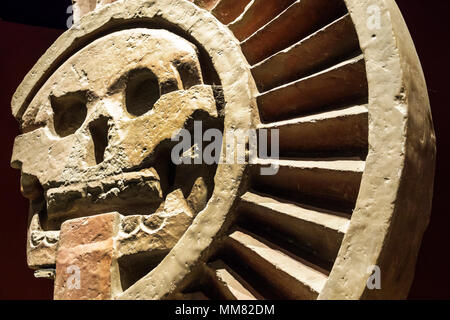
[[11, 0, 436, 300]]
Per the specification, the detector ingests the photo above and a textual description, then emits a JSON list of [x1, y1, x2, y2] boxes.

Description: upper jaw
[[44, 168, 164, 229]]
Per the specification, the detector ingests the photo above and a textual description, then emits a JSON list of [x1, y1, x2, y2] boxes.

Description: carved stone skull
[[11, 28, 222, 298]]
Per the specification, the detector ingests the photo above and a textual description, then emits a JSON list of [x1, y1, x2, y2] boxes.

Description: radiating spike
[[204, 260, 261, 300], [252, 14, 360, 92], [241, 0, 347, 65], [257, 55, 367, 122], [252, 159, 365, 211], [239, 192, 349, 263], [228, 0, 297, 41], [258, 105, 368, 158], [226, 229, 328, 299], [210, 0, 252, 24]]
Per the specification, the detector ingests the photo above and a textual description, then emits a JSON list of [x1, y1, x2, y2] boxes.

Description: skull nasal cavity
[[126, 69, 160, 116], [89, 116, 109, 165], [51, 92, 88, 137]]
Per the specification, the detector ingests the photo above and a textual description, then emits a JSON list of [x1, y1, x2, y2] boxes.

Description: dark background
[[0, 0, 448, 299]]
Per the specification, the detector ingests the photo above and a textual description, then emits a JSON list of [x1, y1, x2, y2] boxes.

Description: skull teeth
[[45, 169, 164, 222]]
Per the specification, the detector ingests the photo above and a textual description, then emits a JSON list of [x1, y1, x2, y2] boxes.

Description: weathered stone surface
[[116, 189, 194, 258], [27, 212, 59, 269], [54, 212, 119, 300]]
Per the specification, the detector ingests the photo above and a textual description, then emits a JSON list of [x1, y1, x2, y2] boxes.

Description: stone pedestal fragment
[[54, 212, 119, 300]]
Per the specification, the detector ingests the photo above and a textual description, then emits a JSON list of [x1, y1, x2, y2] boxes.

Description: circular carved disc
[[12, 0, 435, 300]]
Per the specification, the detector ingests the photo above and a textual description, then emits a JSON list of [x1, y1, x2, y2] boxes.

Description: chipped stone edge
[[319, 0, 436, 300], [11, 0, 257, 300]]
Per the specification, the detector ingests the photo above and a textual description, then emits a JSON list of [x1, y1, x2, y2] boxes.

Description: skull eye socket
[[126, 69, 160, 116], [50, 91, 88, 137]]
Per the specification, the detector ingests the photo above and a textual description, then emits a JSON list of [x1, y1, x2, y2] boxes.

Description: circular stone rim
[[319, 0, 436, 299]]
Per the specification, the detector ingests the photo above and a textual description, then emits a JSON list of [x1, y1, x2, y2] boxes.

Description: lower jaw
[[45, 198, 164, 231], [28, 188, 195, 297]]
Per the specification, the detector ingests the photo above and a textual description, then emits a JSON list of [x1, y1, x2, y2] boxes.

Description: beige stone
[[27, 212, 59, 269], [116, 189, 195, 258]]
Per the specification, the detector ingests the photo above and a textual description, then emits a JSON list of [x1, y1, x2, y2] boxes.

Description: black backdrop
[[0, 0, 448, 299]]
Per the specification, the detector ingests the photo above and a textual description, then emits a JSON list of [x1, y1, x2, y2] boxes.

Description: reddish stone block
[[54, 212, 119, 300]]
